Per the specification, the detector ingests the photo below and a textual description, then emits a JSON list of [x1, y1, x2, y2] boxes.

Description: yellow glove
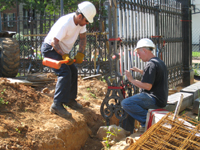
[[62, 54, 74, 65], [74, 52, 84, 64]]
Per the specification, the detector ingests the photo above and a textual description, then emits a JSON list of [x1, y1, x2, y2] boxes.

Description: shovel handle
[[42, 58, 76, 69], [59, 59, 76, 64]]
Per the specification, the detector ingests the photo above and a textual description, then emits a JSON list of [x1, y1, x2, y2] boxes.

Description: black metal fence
[[1, 1, 184, 86], [100, 0, 185, 126], [1, 10, 109, 76]]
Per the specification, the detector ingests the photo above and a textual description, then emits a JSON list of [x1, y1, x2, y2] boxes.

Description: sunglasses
[[85, 19, 89, 23], [82, 14, 89, 23]]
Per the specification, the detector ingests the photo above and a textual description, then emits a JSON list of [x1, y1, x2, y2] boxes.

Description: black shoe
[[63, 100, 82, 110], [50, 102, 72, 118]]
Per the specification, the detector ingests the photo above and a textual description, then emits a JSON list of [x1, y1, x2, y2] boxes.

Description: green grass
[[192, 52, 200, 57], [0, 98, 5, 105], [0, 97, 8, 105], [83, 96, 89, 100], [90, 93, 96, 98], [194, 69, 200, 76]]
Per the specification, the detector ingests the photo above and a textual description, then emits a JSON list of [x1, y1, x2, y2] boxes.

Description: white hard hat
[[134, 38, 155, 51], [78, 1, 96, 23]]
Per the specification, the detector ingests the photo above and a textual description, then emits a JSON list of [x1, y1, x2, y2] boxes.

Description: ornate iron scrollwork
[[100, 75, 127, 126]]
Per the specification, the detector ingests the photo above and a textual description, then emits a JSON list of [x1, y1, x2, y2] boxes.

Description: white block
[[145, 109, 169, 131]]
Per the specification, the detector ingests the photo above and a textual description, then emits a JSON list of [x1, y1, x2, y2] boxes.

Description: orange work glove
[[74, 52, 84, 64], [62, 54, 74, 65]]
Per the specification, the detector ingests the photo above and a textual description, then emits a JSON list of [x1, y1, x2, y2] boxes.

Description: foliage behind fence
[[2, 11, 108, 76]]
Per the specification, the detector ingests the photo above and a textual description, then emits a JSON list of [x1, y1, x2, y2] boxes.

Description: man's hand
[[130, 67, 143, 74], [125, 70, 152, 90], [125, 70, 134, 82], [62, 54, 74, 65], [74, 52, 84, 64]]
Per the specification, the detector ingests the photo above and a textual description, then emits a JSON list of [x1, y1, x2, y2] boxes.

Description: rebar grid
[[128, 112, 200, 150]]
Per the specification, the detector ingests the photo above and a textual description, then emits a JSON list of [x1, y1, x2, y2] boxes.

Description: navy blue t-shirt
[[141, 57, 168, 107]]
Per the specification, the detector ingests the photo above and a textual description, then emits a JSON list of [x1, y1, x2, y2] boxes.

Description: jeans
[[41, 43, 77, 103], [121, 92, 160, 133]]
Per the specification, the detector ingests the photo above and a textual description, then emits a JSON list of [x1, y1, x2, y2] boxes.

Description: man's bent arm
[[130, 79, 152, 91], [51, 37, 65, 56], [125, 70, 152, 90], [79, 32, 87, 53]]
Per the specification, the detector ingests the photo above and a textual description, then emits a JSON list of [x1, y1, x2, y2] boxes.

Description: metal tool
[[42, 57, 75, 69]]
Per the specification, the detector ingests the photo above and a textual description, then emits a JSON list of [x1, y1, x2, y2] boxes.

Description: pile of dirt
[[0, 74, 112, 150], [1, 73, 198, 150]]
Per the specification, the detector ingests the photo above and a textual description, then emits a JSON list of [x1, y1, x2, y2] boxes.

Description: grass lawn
[[192, 52, 200, 57]]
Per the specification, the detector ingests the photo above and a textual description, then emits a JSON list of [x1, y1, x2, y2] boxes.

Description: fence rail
[[0, 12, 108, 76]]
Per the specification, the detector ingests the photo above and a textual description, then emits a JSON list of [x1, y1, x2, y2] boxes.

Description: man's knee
[[121, 99, 126, 108], [121, 98, 132, 110]]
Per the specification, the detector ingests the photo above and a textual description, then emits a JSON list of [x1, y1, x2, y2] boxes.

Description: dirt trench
[[0, 75, 118, 150]]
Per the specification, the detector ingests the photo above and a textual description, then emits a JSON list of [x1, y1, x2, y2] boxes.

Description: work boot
[[50, 102, 72, 118], [63, 100, 82, 110]]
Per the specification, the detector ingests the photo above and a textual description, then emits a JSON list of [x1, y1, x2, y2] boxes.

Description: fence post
[[60, 0, 64, 16], [0, 12, 2, 32], [177, 0, 193, 86]]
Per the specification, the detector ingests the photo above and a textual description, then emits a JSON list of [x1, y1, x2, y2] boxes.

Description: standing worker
[[41, 1, 96, 119], [121, 38, 168, 133]]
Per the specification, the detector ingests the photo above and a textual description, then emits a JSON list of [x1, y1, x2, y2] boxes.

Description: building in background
[[0, 3, 37, 33], [191, 0, 200, 52], [0, 4, 18, 32]]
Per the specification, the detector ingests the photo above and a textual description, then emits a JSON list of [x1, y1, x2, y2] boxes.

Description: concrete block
[[191, 81, 200, 87], [164, 92, 193, 112], [163, 104, 177, 112], [145, 109, 169, 131], [192, 98, 200, 115], [180, 82, 200, 100]]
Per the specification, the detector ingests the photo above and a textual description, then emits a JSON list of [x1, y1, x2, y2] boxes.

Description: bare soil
[[0, 71, 199, 150], [0, 74, 114, 150]]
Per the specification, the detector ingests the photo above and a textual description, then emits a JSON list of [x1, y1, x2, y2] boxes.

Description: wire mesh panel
[[127, 112, 200, 150]]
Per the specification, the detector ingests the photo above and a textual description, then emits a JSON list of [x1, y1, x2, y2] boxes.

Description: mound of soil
[[1, 73, 197, 150], [0, 74, 113, 150]]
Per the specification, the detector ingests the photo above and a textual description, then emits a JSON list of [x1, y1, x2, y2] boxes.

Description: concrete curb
[[164, 82, 200, 112]]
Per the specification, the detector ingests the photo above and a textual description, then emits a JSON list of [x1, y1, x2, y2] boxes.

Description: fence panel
[[6, 11, 109, 76], [100, 0, 183, 126], [15, 13, 60, 75]]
